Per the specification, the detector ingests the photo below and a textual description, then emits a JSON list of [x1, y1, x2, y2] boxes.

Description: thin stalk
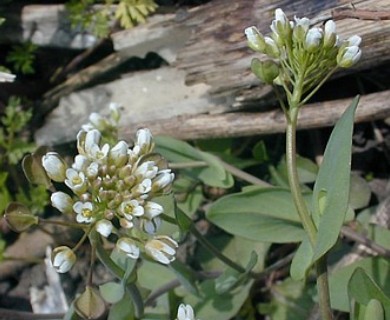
[[285, 69, 333, 319], [190, 225, 246, 274], [285, 107, 317, 244], [39, 218, 86, 229]]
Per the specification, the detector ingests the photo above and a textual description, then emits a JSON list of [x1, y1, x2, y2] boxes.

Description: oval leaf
[[99, 282, 125, 304], [206, 187, 305, 243]]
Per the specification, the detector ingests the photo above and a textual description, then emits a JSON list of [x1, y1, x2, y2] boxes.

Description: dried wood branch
[[122, 90, 390, 140]]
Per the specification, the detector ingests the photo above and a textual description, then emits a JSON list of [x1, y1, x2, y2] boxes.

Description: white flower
[[0, 71, 16, 83], [72, 155, 90, 172], [176, 304, 198, 320], [119, 199, 144, 219], [116, 238, 140, 259], [145, 236, 178, 265], [109, 102, 121, 123], [244, 26, 266, 52], [86, 162, 99, 179], [89, 112, 106, 131], [96, 219, 113, 237], [51, 246, 76, 273], [84, 129, 101, 155], [73, 201, 95, 223], [144, 201, 163, 219], [292, 16, 310, 43], [323, 20, 337, 48], [337, 45, 362, 68], [347, 35, 362, 47], [271, 8, 289, 37], [120, 217, 134, 229], [135, 161, 158, 180], [142, 217, 161, 234], [134, 179, 152, 196], [51, 192, 73, 214], [109, 141, 128, 167], [152, 170, 174, 193], [65, 168, 88, 194], [264, 36, 279, 58], [42, 152, 67, 182], [305, 27, 323, 52], [134, 128, 154, 155]]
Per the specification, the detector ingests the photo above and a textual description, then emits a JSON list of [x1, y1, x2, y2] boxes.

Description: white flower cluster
[[245, 8, 362, 87], [43, 104, 177, 272]]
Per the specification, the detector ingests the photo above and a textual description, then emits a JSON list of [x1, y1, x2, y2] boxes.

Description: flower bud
[[51, 192, 73, 214], [244, 26, 266, 52], [292, 16, 310, 43], [264, 37, 280, 58], [337, 45, 362, 68], [4, 202, 38, 232], [51, 246, 76, 273], [89, 113, 107, 131], [116, 237, 140, 259], [96, 219, 113, 237], [42, 152, 67, 182], [177, 304, 197, 320], [251, 58, 280, 84], [323, 20, 337, 48], [347, 35, 362, 47], [135, 128, 154, 155], [270, 8, 291, 42], [72, 155, 90, 172], [144, 201, 164, 219], [145, 236, 178, 264], [109, 141, 128, 167], [305, 27, 323, 52], [152, 169, 174, 193], [109, 102, 121, 123]]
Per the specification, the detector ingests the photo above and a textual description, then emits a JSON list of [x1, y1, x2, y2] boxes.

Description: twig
[[0, 308, 64, 320], [341, 226, 390, 258], [332, 7, 390, 21]]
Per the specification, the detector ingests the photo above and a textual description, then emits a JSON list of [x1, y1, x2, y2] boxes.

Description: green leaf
[[329, 257, 390, 312], [363, 299, 385, 320], [168, 260, 199, 296], [155, 136, 233, 188], [215, 251, 257, 294], [348, 268, 390, 319], [186, 279, 253, 320], [258, 277, 314, 320], [349, 174, 371, 210], [290, 235, 312, 280], [99, 282, 125, 304], [108, 290, 135, 320], [206, 187, 306, 243], [312, 96, 359, 263]]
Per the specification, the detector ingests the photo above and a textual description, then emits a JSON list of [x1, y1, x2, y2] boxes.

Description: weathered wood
[[0, 5, 98, 49], [120, 90, 390, 140], [36, 0, 390, 145]]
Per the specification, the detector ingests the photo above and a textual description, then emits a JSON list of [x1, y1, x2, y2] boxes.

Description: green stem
[[39, 218, 86, 229], [285, 107, 317, 244], [286, 101, 333, 320], [316, 256, 333, 320], [190, 225, 246, 274]]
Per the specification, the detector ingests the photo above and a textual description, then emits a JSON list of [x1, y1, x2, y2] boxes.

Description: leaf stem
[[190, 224, 246, 274]]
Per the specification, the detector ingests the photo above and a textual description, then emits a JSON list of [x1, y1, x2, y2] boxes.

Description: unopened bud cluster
[[43, 104, 177, 272], [245, 8, 362, 91]]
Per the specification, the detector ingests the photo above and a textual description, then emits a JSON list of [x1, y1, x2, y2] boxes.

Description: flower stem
[[286, 105, 333, 320], [285, 107, 317, 244]]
